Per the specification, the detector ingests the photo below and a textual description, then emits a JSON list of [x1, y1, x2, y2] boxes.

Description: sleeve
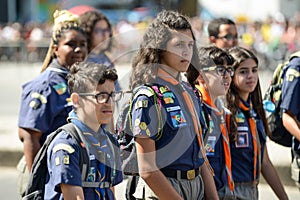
[[18, 74, 70, 133], [47, 131, 82, 192], [281, 60, 300, 116], [131, 87, 160, 139]]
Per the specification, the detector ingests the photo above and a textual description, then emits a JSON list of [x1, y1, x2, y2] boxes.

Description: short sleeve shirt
[[131, 80, 205, 171], [18, 60, 71, 144], [45, 124, 123, 200]]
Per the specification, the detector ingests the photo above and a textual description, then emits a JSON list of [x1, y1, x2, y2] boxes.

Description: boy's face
[[80, 80, 115, 126]]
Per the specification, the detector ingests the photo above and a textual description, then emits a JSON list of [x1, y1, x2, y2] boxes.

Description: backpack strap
[[59, 123, 90, 185]]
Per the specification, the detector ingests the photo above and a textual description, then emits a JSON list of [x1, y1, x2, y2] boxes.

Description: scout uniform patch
[[235, 127, 249, 148], [235, 112, 245, 123], [170, 110, 187, 128], [53, 143, 75, 154], [29, 92, 47, 109], [205, 136, 216, 156], [63, 155, 70, 164], [159, 86, 170, 93], [135, 100, 148, 109], [53, 83, 67, 95]]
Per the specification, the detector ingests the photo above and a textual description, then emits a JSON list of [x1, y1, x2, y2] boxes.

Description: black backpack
[[22, 123, 89, 200], [264, 51, 300, 147]]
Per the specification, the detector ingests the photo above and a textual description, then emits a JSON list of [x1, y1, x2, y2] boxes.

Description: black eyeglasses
[[202, 66, 234, 76], [78, 91, 122, 104], [216, 34, 238, 41], [94, 28, 111, 36]]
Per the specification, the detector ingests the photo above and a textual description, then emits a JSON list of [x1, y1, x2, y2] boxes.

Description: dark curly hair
[[226, 46, 270, 141], [130, 10, 200, 90], [79, 10, 113, 53], [67, 62, 118, 94]]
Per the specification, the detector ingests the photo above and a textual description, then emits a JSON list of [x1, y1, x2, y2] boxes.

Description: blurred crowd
[[1, 11, 300, 69]]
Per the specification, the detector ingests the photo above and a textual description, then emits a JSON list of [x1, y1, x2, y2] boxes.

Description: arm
[[261, 145, 289, 200], [282, 111, 300, 141], [135, 137, 183, 200], [18, 127, 42, 170], [61, 184, 84, 200], [200, 164, 219, 200]]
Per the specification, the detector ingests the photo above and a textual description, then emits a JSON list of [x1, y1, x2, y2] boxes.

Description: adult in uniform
[[45, 62, 123, 199], [227, 46, 288, 200], [187, 46, 236, 199], [129, 10, 218, 200], [17, 10, 87, 196], [281, 52, 300, 188]]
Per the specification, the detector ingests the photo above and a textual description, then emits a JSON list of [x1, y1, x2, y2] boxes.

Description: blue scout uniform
[[131, 78, 206, 199], [202, 102, 233, 194], [18, 59, 72, 144], [230, 99, 266, 199], [45, 113, 123, 199], [281, 57, 300, 155]]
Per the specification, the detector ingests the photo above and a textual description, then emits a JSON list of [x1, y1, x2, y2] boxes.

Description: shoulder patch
[[286, 68, 300, 82], [53, 83, 67, 95], [53, 143, 75, 154], [134, 86, 154, 99]]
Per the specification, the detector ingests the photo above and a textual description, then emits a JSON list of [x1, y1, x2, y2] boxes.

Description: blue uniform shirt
[[230, 100, 266, 182], [18, 59, 71, 144], [202, 103, 227, 191], [281, 57, 300, 150], [45, 118, 123, 200], [131, 80, 205, 171]]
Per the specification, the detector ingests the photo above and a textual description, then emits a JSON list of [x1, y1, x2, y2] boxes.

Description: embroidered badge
[[135, 100, 148, 109], [139, 122, 147, 130], [53, 83, 67, 95], [53, 143, 75, 154], [145, 128, 151, 136], [235, 112, 245, 123], [29, 92, 47, 109], [55, 157, 60, 166], [134, 87, 154, 99], [235, 132, 249, 148], [166, 106, 180, 112], [87, 167, 96, 182], [159, 86, 170, 93], [134, 119, 141, 127], [63, 155, 70, 164], [163, 97, 174, 104], [205, 136, 216, 156], [170, 110, 187, 127], [286, 68, 300, 82]]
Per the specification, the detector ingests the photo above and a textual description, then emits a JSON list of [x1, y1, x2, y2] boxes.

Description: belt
[[82, 181, 112, 188], [161, 168, 200, 180]]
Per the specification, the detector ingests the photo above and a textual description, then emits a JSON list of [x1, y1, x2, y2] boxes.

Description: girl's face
[[161, 29, 194, 72], [54, 29, 87, 67], [91, 19, 111, 52], [233, 58, 258, 101]]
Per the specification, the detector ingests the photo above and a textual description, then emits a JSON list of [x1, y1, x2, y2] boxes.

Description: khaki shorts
[[133, 175, 204, 200], [234, 182, 258, 200]]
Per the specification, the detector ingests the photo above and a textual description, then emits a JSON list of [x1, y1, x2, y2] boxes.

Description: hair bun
[[53, 10, 79, 28]]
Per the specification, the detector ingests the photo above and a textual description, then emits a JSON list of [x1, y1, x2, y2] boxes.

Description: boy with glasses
[[186, 46, 236, 199], [45, 62, 123, 199], [208, 18, 238, 49]]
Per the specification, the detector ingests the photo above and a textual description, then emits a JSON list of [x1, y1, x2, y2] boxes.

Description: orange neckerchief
[[157, 68, 214, 175], [239, 101, 260, 182], [196, 85, 234, 193]]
